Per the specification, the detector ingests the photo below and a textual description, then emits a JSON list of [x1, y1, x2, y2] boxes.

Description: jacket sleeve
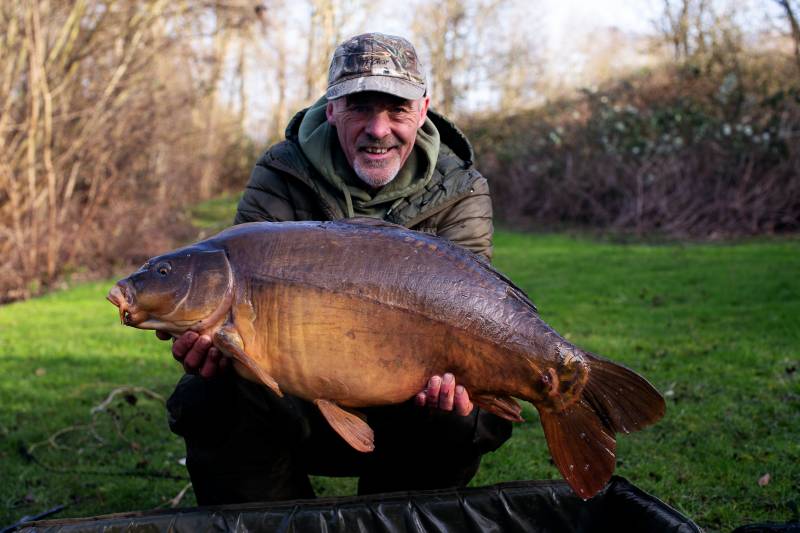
[[234, 161, 298, 224], [434, 176, 494, 262]]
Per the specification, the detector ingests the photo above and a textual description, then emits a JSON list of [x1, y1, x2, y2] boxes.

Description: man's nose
[[364, 110, 392, 139]]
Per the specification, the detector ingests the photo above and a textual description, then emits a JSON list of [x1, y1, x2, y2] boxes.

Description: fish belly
[[241, 279, 470, 408]]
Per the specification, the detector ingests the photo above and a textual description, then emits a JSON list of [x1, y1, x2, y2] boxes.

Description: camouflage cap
[[326, 33, 426, 101]]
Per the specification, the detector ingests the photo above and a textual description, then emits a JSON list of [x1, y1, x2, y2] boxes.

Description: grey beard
[[353, 157, 401, 188]]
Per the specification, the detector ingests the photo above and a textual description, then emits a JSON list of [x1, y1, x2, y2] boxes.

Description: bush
[[466, 57, 800, 237]]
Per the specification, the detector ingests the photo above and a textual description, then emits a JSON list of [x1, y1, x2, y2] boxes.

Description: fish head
[[107, 245, 233, 335]]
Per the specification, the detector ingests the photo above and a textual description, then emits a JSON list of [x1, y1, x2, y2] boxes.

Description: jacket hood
[[264, 100, 482, 226], [285, 102, 475, 167]]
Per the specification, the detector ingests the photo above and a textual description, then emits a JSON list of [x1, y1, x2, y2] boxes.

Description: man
[[160, 33, 512, 505]]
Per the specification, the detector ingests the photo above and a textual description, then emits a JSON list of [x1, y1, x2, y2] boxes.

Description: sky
[[541, 0, 784, 46], [354, 0, 781, 55], [355, 0, 663, 56], [542, 0, 660, 47]]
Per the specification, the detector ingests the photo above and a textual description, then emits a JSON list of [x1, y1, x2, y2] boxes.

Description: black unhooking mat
[[19, 476, 700, 532]]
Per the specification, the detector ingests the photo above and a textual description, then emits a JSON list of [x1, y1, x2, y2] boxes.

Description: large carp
[[107, 218, 665, 499]]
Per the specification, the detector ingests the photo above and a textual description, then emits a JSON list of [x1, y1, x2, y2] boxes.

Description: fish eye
[[155, 261, 172, 277]]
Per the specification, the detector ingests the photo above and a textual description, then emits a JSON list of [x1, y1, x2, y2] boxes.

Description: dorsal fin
[[340, 216, 538, 311], [337, 216, 406, 230], [473, 258, 538, 312]]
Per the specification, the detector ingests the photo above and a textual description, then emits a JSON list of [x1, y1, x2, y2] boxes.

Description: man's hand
[[156, 330, 230, 378], [414, 373, 474, 416]]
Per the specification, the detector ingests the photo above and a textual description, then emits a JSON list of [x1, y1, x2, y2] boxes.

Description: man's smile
[[363, 147, 390, 154], [358, 144, 400, 162]]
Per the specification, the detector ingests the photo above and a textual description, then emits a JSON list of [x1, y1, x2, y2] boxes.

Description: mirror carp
[[107, 217, 665, 499]]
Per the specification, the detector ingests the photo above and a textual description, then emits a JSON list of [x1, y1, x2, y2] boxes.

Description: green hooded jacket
[[235, 102, 494, 260]]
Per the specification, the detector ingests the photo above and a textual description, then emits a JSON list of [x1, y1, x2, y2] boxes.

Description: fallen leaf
[[35, 368, 47, 377], [758, 473, 771, 486]]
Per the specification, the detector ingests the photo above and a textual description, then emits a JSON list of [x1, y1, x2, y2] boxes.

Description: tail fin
[[539, 354, 665, 499]]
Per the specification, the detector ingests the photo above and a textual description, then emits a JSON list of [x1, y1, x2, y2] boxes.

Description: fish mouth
[[107, 282, 146, 326], [106, 281, 190, 333]]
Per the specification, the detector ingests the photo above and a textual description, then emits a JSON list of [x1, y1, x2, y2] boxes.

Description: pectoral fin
[[213, 326, 282, 397], [315, 399, 374, 452], [472, 394, 525, 422]]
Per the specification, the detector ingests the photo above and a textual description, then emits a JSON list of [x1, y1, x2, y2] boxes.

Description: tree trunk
[[776, 0, 800, 72]]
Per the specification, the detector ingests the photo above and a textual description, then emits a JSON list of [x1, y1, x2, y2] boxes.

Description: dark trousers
[[167, 373, 513, 505]]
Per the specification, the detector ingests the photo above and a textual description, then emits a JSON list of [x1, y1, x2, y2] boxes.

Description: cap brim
[[326, 76, 426, 101]]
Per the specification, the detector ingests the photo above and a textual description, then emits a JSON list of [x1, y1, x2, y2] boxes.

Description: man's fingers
[[414, 392, 426, 407], [454, 385, 474, 416], [172, 331, 199, 362], [417, 375, 473, 414], [199, 347, 221, 378], [182, 335, 212, 372], [155, 330, 172, 341], [439, 373, 455, 411], [425, 376, 442, 408]]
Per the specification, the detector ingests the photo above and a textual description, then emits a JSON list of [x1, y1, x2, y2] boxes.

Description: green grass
[[1, 230, 799, 531], [188, 193, 242, 236]]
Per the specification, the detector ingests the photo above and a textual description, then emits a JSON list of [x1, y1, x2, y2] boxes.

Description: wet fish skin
[[107, 218, 665, 499]]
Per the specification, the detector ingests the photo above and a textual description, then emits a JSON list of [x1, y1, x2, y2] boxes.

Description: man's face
[[326, 92, 430, 189]]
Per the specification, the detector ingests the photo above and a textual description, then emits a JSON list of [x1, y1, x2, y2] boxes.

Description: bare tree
[[256, 0, 294, 142], [0, 1, 261, 300], [411, 0, 533, 117], [303, 0, 347, 100], [656, 0, 746, 74], [487, 1, 546, 112], [411, 0, 468, 117], [660, 0, 694, 60], [773, 0, 800, 71]]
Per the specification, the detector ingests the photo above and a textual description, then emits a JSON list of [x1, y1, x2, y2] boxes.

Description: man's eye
[[350, 105, 371, 113]]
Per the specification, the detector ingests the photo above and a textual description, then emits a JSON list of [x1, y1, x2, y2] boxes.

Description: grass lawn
[[1, 224, 798, 531]]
